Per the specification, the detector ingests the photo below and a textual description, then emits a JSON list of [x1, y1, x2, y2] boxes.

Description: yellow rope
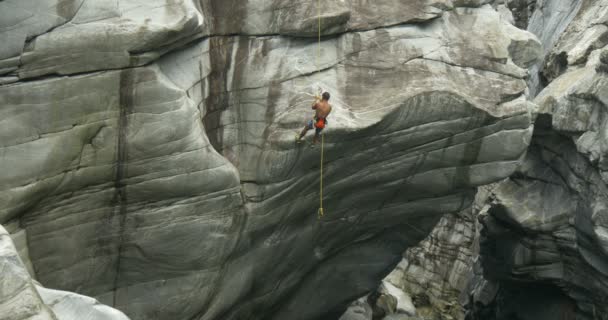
[[317, 0, 321, 66], [318, 133, 324, 218], [316, 0, 325, 219]]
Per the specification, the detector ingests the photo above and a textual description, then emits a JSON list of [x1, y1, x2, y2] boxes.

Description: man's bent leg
[[299, 126, 309, 140], [299, 120, 314, 140]]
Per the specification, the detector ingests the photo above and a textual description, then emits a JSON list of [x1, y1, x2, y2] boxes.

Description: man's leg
[[313, 128, 322, 144], [299, 120, 313, 140], [298, 126, 309, 140]]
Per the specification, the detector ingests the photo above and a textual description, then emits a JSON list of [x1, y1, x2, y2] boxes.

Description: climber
[[297, 91, 332, 144]]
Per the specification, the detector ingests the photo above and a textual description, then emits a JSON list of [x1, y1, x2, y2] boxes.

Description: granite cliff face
[[0, 1, 541, 320], [341, 1, 608, 320], [469, 1, 608, 319], [339, 187, 491, 320], [0, 224, 130, 320]]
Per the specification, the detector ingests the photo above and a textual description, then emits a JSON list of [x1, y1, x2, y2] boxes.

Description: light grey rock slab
[[382, 208, 478, 320], [36, 286, 130, 320], [0, 225, 56, 320], [0, 0, 204, 79], [339, 297, 373, 320], [0, 65, 242, 320], [0, 3, 541, 320], [1, 0, 540, 81], [199, 0, 451, 37], [378, 281, 416, 316], [526, 0, 583, 95], [0, 0, 84, 60], [474, 130, 608, 319], [0, 224, 130, 320]]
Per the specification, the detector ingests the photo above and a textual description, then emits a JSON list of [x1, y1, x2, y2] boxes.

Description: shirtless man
[[298, 92, 332, 144]]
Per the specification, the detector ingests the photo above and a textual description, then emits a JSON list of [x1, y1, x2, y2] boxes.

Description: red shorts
[[315, 118, 326, 129], [307, 118, 326, 133]]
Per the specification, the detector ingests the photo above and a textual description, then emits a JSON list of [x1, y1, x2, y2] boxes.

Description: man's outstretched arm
[[312, 95, 321, 108]]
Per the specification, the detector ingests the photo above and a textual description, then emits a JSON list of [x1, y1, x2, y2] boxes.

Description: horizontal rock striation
[[0, 224, 130, 320], [0, 1, 541, 319], [467, 0, 608, 319]]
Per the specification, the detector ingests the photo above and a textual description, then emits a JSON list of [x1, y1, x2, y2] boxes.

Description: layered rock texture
[[1, 1, 542, 320], [340, 209, 477, 320], [383, 202, 479, 320], [465, 0, 608, 319], [340, 187, 494, 320], [0, 224, 130, 320], [342, 1, 608, 320]]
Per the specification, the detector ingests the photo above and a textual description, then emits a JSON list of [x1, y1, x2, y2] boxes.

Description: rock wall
[[382, 193, 484, 320], [466, 0, 608, 319], [0, 1, 541, 319], [0, 224, 130, 320], [340, 186, 498, 320], [342, 1, 608, 319]]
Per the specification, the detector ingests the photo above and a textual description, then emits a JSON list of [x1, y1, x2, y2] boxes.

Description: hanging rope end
[[318, 207, 324, 219]]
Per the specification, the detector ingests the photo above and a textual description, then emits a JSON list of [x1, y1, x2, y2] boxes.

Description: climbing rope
[[316, 0, 325, 219], [317, 0, 321, 64], [318, 132, 324, 218]]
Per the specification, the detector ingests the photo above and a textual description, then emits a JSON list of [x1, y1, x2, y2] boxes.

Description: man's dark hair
[[322, 92, 330, 101]]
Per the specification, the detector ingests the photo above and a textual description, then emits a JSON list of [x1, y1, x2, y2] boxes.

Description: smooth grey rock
[[0, 0, 84, 61], [344, 186, 496, 320], [475, 135, 606, 318], [0, 0, 204, 79], [7, 226, 36, 279], [378, 282, 416, 316], [382, 206, 480, 320], [526, 0, 583, 95], [339, 297, 372, 320], [36, 286, 130, 320], [0, 224, 56, 320], [0, 0, 540, 82], [469, 1, 608, 311], [0, 224, 130, 320], [0, 2, 540, 320], [0, 0, 452, 80]]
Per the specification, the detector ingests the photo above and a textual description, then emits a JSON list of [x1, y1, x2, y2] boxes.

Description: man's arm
[[312, 95, 321, 109]]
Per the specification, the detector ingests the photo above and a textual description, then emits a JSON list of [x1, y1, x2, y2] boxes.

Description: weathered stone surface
[[36, 286, 130, 320], [505, 0, 537, 29], [0, 0, 204, 79], [345, 186, 493, 320], [0, 224, 129, 320], [0, 225, 56, 320], [474, 131, 602, 319], [0, 0, 458, 80], [464, 1, 608, 319], [357, 3, 608, 319], [384, 208, 477, 320], [201, 0, 451, 37], [0, 2, 540, 320], [339, 297, 373, 320], [526, 0, 584, 95]]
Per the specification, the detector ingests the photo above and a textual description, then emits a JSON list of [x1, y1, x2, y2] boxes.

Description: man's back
[[315, 100, 332, 118]]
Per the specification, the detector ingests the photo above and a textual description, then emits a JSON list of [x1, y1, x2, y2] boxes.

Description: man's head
[[322, 92, 330, 101]]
